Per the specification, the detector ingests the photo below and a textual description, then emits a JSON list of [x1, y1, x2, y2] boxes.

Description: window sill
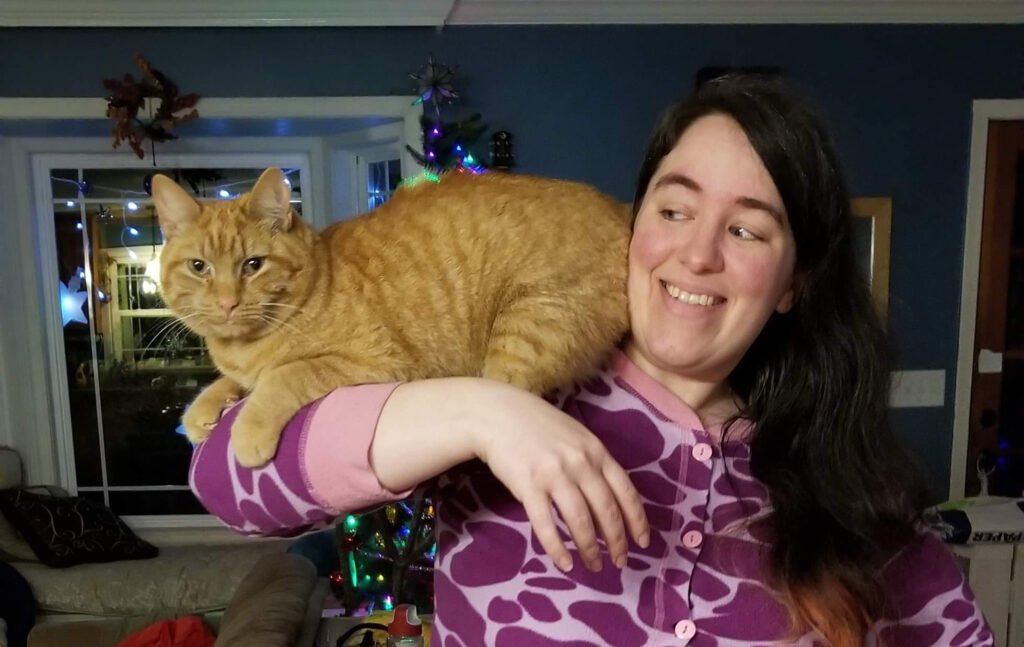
[[125, 515, 298, 547]]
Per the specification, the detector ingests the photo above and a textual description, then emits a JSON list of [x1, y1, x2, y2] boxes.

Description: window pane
[[368, 160, 387, 211], [50, 165, 298, 514], [387, 159, 402, 192], [107, 489, 207, 516]]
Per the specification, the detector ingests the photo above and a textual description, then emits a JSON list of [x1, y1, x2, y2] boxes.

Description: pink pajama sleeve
[[188, 383, 412, 536]]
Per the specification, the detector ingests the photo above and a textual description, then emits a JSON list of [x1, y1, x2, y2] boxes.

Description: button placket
[[676, 428, 715, 644]]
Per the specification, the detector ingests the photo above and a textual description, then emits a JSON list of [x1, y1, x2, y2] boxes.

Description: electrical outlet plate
[[889, 370, 946, 408]]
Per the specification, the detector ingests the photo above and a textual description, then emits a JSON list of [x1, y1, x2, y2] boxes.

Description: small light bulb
[[128, 227, 139, 236], [78, 270, 85, 279], [218, 189, 230, 198], [283, 177, 291, 187], [66, 200, 75, 208], [76, 222, 83, 231], [126, 201, 139, 212], [97, 289, 107, 302], [128, 249, 137, 260]]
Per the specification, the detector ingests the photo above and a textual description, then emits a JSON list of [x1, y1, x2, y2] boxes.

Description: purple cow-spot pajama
[[190, 352, 994, 646]]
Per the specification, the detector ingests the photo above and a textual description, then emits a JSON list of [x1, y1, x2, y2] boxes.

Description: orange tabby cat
[[153, 167, 630, 468]]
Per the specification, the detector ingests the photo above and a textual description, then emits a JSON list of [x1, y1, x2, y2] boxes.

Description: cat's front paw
[[229, 407, 284, 468], [182, 395, 228, 444]]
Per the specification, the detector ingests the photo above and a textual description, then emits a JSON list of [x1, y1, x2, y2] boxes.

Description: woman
[[191, 76, 992, 646]]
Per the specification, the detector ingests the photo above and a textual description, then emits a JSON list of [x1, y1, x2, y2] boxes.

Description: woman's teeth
[[663, 282, 722, 306]]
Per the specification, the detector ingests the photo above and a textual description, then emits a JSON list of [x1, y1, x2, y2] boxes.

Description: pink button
[[682, 530, 704, 549], [674, 619, 697, 640], [691, 443, 713, 461]]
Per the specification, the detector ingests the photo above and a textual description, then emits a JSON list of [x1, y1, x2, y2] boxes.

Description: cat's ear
[[249, 167, 293, 231], [151, 174, 200, 240]]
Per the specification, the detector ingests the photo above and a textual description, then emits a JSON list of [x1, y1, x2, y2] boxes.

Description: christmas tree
[[330, 492, 437, 616], [405, 56, 488, 175]]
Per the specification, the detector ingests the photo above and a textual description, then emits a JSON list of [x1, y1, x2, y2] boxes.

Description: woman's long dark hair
[[633, 75, 926, 646]]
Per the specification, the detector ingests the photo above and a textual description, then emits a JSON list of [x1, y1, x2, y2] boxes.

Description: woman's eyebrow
[[735, 196, 784, 224], [651, 173, 786, 223], [653, 172, 784, 224], [652, 172, 700, 192]]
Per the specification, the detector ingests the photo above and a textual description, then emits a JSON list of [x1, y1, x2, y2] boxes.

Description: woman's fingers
[[575, 470, 629, 568], [549, 483, 602, 571], [522, 492, 574, 572], [602, 458, 651, 549]]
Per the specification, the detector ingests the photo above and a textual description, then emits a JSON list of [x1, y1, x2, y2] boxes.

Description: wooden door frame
[[951, 99, 1024, 499]]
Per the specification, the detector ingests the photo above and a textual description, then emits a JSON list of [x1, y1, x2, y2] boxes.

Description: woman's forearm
[[369, 377, 503, 492]]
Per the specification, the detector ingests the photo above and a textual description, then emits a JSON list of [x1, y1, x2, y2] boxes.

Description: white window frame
[[34, 150, 312, 530], [0, 96, 423, 540]]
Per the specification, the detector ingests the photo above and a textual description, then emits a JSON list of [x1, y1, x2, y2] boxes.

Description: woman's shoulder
[[874, 531, 993, 645], [881, 531, 966, 599]]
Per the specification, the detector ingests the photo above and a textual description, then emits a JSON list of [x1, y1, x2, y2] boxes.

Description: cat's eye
[[243, 257, 265, 275], [188, 259, 208, 275]]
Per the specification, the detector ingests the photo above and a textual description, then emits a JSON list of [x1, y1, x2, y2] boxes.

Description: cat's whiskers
[[258, 301, 305, 319], [140, 313, 200, 362], [254, 312, 315, 343]]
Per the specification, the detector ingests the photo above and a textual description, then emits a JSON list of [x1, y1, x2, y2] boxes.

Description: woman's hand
[[469, 384, 650, 573], [371, 378, 650, 573]]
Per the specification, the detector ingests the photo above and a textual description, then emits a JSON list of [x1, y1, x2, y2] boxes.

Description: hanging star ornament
[[409, 55, 459, 114], [59, 270, 89, 326]]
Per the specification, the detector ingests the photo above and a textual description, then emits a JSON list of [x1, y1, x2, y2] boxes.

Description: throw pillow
[[0, 489, 158, 568]]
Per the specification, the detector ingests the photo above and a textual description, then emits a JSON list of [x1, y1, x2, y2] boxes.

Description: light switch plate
[[889, 370, 946, 408]]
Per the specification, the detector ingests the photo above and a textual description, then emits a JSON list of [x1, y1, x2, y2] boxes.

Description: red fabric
[[115, 616, 215, 647]]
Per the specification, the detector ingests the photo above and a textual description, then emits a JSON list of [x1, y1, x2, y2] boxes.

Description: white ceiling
[[2, 0, 1021, 26]]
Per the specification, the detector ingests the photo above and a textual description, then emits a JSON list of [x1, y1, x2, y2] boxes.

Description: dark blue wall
[[3, 25, 1023, 499]]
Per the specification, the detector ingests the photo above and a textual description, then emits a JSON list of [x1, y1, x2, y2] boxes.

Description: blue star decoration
[[59, 270, 89, 326]]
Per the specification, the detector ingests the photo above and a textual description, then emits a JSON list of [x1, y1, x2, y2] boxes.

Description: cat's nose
[[218, 297, 238, 318]]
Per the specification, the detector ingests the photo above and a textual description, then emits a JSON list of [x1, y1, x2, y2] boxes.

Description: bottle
[[386, 604, 424, 646]]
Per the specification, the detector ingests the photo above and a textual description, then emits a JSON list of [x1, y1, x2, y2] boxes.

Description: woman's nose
[[677, 221, 724, 273]]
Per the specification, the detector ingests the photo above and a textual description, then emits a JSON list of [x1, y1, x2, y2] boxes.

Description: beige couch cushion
[[15, 542, 284, 617], [215, 553, 319, 647]]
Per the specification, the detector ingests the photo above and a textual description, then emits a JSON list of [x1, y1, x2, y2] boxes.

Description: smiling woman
[[626, 113, 799, 402], [183, 76, 992, 646]]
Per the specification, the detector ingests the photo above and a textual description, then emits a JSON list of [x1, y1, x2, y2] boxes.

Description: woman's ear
[[776, 269, 806, 314]]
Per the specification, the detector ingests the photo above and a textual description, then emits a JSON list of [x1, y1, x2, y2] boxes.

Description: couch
[[26, 552, 327, 647], [0, 446, 303, 643]]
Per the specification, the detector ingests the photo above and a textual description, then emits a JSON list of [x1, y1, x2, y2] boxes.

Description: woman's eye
[[243, 257, 264, 274], [189, 259, 207, 274], [730, 226, 759, 241], [660, 209, 689, 221]]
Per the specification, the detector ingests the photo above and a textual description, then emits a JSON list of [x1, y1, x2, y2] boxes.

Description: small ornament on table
[[489, 131, 515, 171]]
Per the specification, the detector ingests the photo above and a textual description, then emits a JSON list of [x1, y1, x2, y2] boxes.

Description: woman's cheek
[[628, 226, 669, 273]]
